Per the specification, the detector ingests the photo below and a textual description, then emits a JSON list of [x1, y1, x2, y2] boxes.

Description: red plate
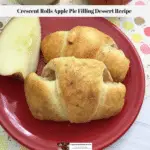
[[0, 18, 145, 150]]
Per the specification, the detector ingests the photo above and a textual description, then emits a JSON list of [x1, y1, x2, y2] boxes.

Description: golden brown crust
[[24, 72, 67, 121], [41, 26, 129, 82], [93, 83, 126, 120], [104, 83, 126, 117], [49, 57, 106, 123], [103, 48, 130, 82], [64, 26, 115, 58], [41, 31, 67, 63], [25, 57, 126, 123]]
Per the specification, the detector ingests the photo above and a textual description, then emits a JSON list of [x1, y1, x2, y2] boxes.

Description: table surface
[[0, 0, 150, 150]]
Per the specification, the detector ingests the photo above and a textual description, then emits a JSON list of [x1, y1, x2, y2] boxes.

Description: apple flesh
[[0, 17, 41, 79]]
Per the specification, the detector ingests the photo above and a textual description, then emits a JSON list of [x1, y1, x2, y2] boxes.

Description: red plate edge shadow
[[0, 17, 145, 150]]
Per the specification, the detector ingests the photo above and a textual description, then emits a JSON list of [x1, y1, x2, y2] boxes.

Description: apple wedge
[[0, 17, 41, 79]]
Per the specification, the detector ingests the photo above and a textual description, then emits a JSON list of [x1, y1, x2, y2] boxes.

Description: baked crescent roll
[[41, 26, 130, 82], [24, 57, 126, 123]]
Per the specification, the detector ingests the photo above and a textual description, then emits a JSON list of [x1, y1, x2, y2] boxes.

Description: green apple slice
[[0, 17, 41, 79]]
